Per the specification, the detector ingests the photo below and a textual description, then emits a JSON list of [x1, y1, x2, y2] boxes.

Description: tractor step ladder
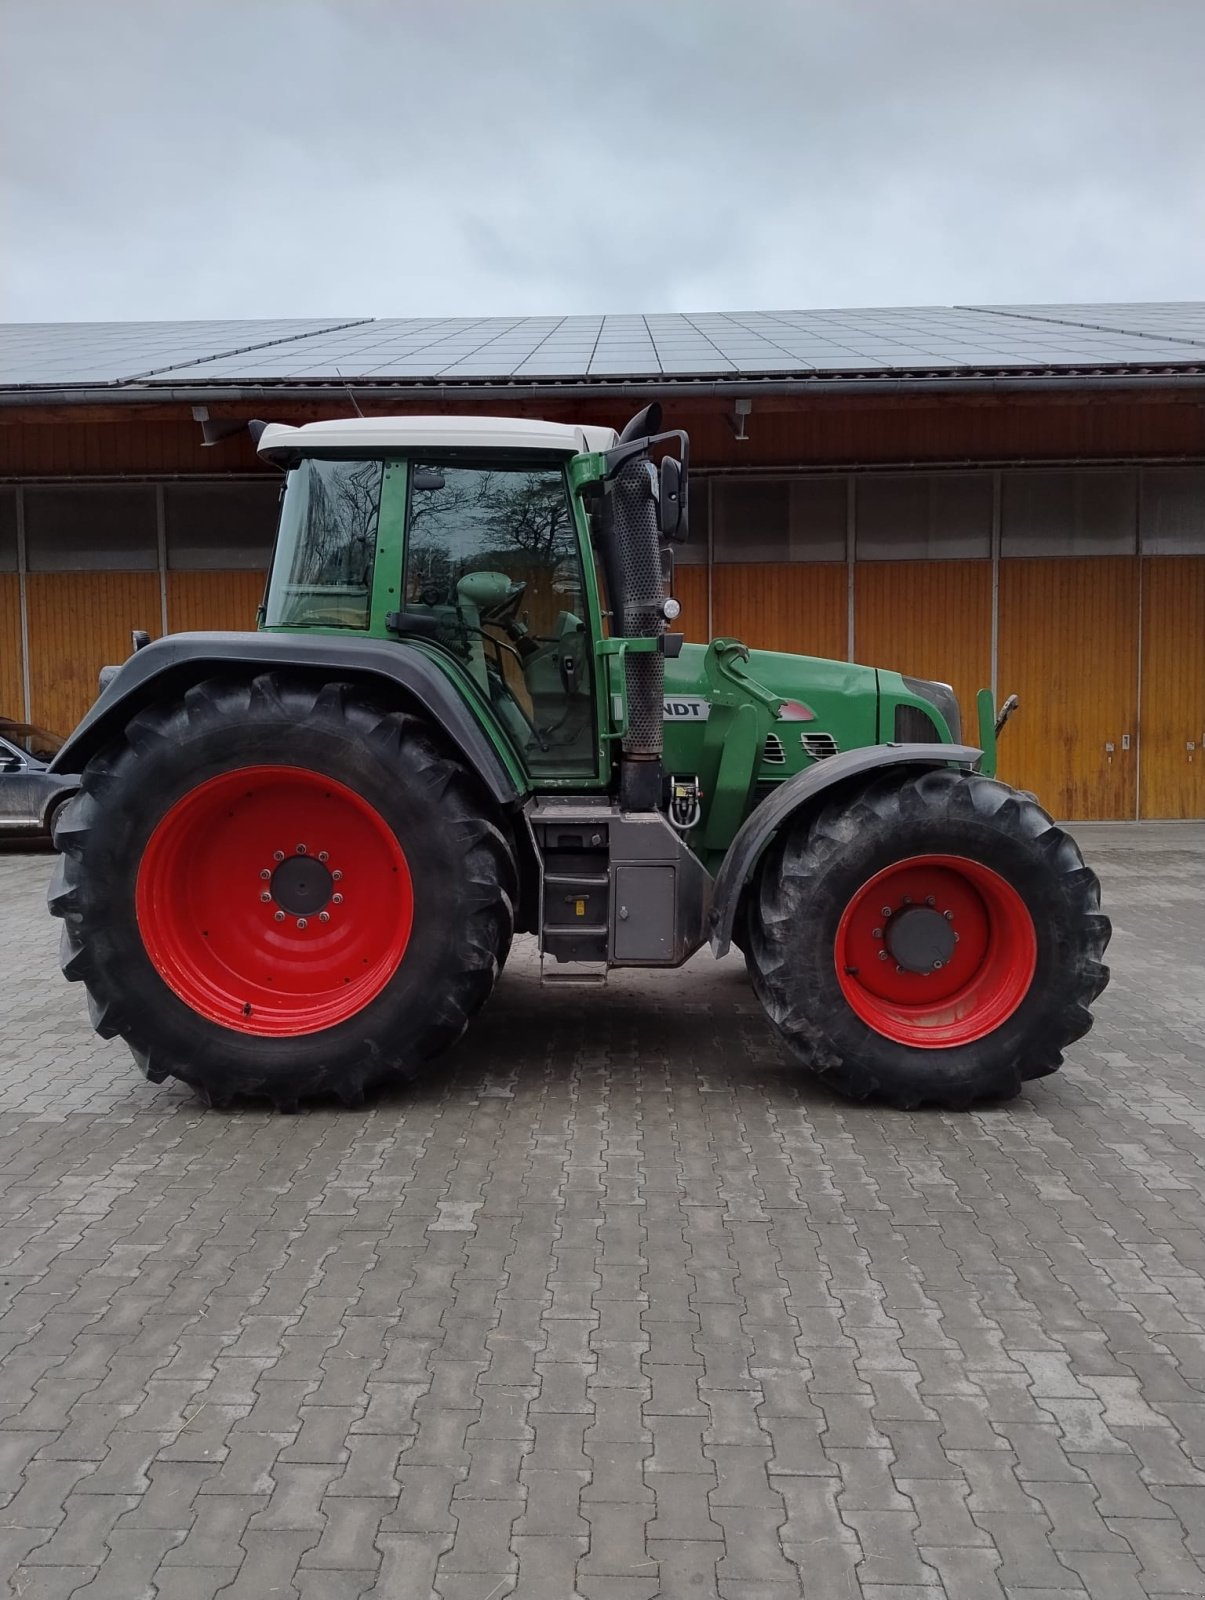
[[539, 954, 609, 987]]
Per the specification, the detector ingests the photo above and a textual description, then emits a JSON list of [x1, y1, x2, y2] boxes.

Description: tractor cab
[[258, 416, 622, 778]]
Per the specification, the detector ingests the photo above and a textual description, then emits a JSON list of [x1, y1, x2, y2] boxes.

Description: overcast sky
[[1, 0, 1203, 322]]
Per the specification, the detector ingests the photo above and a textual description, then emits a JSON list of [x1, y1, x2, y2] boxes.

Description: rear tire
[[48, 674, 516, 1108], [746, 767, 1110, 1109]]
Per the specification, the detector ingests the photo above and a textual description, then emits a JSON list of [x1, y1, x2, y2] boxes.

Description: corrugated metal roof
[[2, 305, 1204, 390]]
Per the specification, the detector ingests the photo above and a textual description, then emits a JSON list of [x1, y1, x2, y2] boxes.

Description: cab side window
[[403, 462, 596, 775]]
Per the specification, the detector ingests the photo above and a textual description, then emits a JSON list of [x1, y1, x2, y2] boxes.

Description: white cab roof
[[256, 415, 619, 458]]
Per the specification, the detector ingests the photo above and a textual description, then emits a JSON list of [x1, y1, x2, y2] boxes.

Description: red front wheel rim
[[136, 765, 413, 1037], [835, 853, 1037, 1048]]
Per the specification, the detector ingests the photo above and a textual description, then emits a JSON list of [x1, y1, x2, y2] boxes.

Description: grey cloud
[[1, 0, 1202, 320]]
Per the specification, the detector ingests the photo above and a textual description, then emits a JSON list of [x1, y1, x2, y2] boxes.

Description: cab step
[[540, 956, 609, 987]]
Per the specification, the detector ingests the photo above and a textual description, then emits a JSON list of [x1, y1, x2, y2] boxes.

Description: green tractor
[[47, 406, 1110, 1110]]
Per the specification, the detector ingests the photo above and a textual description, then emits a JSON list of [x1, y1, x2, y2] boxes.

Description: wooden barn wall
[[854, 561, 993, 733], [2, 397, 1203, 819], [1139, 555, 1205, 820], [1, 389, 1203, 478], [0, 574, 23, 716], [670, 394, 1205, 470], [711, 564, 847, 660], [167, 571, 266, 634], [0, 420, 264, 477], [673, 566, 710, 643], [997, 557, 1140, 820], [26, 572, 162, 735]]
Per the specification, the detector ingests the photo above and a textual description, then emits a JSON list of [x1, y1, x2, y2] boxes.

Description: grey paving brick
[[3, 831, 1205, 1599], [162, 1493, 268, 1566], [842, 1506, 938, 1587], [579, 1502, 656, 1578], [24, 1492, 137, 1566], [300, 1495, 392, 1569], [713, 1506, 800, 1584], [1055, 1550, 1150, 1599], [4, 1566, 98, 1599], [576, 1576, 658, 1600], [646, 1538, 720, 1597], [645, 1470, 725, 1542], [1104, 1518, 1205, 1593], [972, 1510, 1074, 1588], [67, 1529, 184, 1600], [506, 1533, 587, 1598]]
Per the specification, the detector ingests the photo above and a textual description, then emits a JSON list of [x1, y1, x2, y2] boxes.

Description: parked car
[[0, 718, 78, 841]]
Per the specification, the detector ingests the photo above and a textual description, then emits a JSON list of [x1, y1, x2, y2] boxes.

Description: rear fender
[[709, 742, 982, 955], [49, 632, 527, 810]]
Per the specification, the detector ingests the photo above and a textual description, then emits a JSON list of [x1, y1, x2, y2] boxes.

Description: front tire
[[746, 767, 1110, 1109], [49, 674, 516, 1108]]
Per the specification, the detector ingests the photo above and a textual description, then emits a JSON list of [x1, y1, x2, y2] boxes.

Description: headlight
[[901, 676, 962, 743]]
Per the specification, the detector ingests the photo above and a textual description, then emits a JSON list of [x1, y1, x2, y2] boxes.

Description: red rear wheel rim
[[834, 853, 1036, 1048], [136, 765, 413, 1037]]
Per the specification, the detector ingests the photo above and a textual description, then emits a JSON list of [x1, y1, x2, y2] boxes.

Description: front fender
[[49, 632, 527, 809], [709, 742, 982, 956]]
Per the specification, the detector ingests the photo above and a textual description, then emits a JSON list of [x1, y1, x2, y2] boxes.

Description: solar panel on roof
[[3, 305, 1204, 387]]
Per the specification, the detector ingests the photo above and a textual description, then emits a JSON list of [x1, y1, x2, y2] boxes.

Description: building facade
[[2, 308, 1203, 820]]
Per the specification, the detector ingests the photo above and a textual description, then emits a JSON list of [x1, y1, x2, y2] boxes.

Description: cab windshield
[[264, 458, 383, 629]]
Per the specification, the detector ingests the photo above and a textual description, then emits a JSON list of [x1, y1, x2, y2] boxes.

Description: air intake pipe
[[601, 405, 689, 812]]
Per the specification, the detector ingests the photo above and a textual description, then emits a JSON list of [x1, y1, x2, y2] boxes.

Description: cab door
[[399, 458, 602, 780]]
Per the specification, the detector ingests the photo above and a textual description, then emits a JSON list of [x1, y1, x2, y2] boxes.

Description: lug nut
[[332, 893, 344, 905], [317, 851, 329, 863], [297, 918, 308, 929], [880, 905, 892, 918], [296, 843, 307, 855], [319, 911, 330, 923], [273, 850, 285, 862], [872, 927, 883, 939], [933, 959, 944, 970], [274, 910, 285, 922], [260, 891, 271, 903], [259, 868, 271, 881], [943, 909, 954, 920], [878, 950, 889, 961], [925, 895, 935, 906], [332, 869, 343, 882], [902, 895, 912, 905]]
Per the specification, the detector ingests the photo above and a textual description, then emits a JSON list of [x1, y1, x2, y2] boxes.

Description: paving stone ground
[[1, 822, 1204, 1598]]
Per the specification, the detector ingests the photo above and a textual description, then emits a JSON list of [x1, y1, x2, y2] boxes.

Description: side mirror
[[131, 629, 150, 653], [1, 754, 21, 773], [657, 456, 688, 540], [412, 467, 445, 491]]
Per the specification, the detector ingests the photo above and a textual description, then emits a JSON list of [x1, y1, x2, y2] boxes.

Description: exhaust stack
[[602, 405, 689, 813]]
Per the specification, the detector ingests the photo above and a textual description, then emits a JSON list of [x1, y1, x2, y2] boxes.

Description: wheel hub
[[885, 905, 956, 974], [270, 854, 334, 915]]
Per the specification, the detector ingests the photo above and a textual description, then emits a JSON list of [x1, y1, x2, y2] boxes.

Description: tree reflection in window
[[266, 459, 383, 629], [404, 463, 595, 774], [406, 467, 575, 605]]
